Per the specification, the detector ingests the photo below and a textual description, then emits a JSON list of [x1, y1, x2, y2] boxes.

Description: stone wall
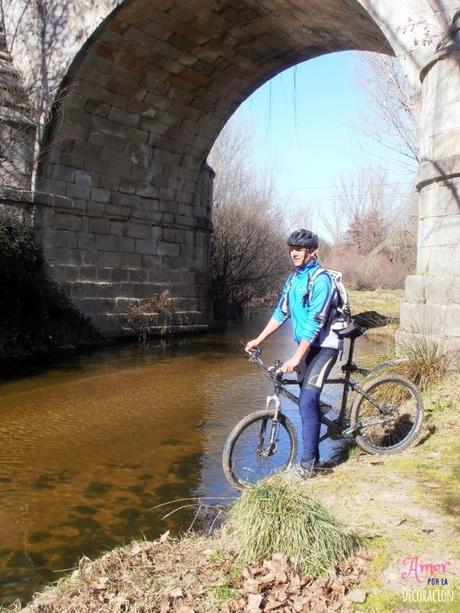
[[33, 0, 389, 336], [2, 0, 458, 348]]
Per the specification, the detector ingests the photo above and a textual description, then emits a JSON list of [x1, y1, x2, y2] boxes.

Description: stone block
[[181, 244, 195, 258], [56, 265, 79, 281], [136, 184, 160, 199], [91, 188, 111, 203], [157, 241, 180, 256], [127, 223, 152, 239], [400, 302, 460, 337], [66, 182, 91, 200], [142, 255, 163, 271], [79, 266, 97, 282], [418, 215, 460, 248], [129, 268, 149, 282], [47, 247, 82, 266], [119, 237, 135, 252], [51, 164, 75, 182], [74, 170, 94, 187], [136, 238, 157, 255], [89, 218, 110, 234], [86, 202, 105, 217], [163, 255, 186, 271], [96, 234, 119, 251], [417, 244, 460, 275], [85, 98, 111, 117], [105, 204, 131, 220], [96, 267, 112, 281], [419, 180, 460, 219], [98, 251, 122, 267], [111, 268, 129, 282], [123, 253, 142, 268], [162, 227, 175, 242], [108, 106, 140, 128], [98, 174, 120, 191], [406, 273, 460, 306], [112, 192, 143, 208], [89, 130, 127, 152], [55, 213, 82, 232]]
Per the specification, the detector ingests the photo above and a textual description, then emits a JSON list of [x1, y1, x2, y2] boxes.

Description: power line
[[279, 181, 414, 193]]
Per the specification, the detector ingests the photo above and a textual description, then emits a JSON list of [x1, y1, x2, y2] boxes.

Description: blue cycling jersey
[[272, 260, 340, 349]]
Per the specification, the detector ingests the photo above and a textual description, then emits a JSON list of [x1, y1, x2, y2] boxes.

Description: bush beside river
[[0, 222, 101, 365]]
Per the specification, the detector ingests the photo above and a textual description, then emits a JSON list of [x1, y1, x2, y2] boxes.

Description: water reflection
[[0, 311, 389, 604]]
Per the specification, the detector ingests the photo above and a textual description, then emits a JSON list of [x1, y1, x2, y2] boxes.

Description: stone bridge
[[2, 0, 460, 351]]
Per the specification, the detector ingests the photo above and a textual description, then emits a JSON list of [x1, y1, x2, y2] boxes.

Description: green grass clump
[[228, 476, 359, 576], [395, 328, 451, 390]]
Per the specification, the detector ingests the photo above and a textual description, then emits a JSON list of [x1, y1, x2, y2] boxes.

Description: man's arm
[[245, 318, 283, 353], [280, 339, 311, 372]]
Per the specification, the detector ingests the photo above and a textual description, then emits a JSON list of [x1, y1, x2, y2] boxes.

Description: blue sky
[[230, 50, 416, 235]]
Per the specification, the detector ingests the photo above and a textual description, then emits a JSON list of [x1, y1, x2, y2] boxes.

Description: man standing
[[245, 229, 340, 477]]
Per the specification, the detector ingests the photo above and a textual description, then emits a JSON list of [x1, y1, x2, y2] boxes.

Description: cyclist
[[245, 228, 340, 478]]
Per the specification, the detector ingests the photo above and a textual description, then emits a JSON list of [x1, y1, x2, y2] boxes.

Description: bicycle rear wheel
[[222, 409, 297, 490], [350, 375, 423, 455]]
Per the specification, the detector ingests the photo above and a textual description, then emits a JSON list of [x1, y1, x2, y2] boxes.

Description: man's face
[[289, 245, 316, 268]]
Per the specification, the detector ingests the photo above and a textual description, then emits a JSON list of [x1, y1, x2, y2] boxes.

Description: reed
[[228, 476, 359, 576]]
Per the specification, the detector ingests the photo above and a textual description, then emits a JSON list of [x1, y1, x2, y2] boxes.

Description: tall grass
[[228, 476, 359, 576], [395, 325, 451, 390]]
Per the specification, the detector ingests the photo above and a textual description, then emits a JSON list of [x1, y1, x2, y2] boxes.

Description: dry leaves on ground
[[223, 550, 369, 612]]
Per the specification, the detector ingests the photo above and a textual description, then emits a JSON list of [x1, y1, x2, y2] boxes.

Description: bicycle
[[222, 322, 424, 490]]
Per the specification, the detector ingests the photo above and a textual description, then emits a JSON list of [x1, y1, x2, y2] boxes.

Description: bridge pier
[[399, 29, 460, 354]]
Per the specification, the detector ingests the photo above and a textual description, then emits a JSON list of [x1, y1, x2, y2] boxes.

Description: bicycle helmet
[[286, 228, 318, 249]]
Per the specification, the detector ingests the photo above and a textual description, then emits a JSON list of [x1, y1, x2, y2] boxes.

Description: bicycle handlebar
[[247, 349, 296, 385]]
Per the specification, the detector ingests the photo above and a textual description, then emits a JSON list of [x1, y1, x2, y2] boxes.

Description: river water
[[0, 311, 389, 604]]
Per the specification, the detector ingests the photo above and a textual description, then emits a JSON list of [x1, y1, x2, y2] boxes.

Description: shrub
[[0, 221, 99, 362], [228, 476, 359, 576], [391, 326, 452, 390]]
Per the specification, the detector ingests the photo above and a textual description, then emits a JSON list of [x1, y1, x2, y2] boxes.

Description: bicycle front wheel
[[222, 409, 298, 490], [350, 375, 424, 455]]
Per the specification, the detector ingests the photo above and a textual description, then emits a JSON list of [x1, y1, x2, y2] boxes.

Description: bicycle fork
[[257, 395, 281, 458]]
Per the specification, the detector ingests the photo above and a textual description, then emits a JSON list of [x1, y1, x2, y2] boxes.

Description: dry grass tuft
[[228, 476, 360, 577]]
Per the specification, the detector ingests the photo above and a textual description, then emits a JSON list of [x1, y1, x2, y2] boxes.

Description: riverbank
[[12, 373, 459, 612]]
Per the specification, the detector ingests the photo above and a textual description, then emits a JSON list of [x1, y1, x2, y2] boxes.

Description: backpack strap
[[305, 267, 328, 305], [279, 271, 296, 317]]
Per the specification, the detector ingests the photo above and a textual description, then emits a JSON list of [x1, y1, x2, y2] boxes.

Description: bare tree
[[353, 52, 419, 170], [208, 119, 287, 325], [1, 0, 118, 182]]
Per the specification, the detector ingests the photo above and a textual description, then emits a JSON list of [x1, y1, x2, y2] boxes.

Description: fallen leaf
[[169, 587, 184, 599], [265, 597, 284, 611], [91, 576, 109, 591], [129, 541, 141, 555], [347, 588, 367, 603], [160, 530, 170, 542], [247, 593, 264, 611]]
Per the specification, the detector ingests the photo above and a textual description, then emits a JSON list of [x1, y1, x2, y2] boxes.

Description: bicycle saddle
[[335, 321, 367, 339]]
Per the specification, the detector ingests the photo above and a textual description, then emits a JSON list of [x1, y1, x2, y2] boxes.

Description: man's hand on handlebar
[[245, 339, 260, 354], [280, 356, 301, 373]]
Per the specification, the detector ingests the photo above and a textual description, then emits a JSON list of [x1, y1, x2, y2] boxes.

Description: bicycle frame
[[249, 335, 394, 444]]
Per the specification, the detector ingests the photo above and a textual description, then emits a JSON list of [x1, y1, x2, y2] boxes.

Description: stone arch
[[34, 0, 460, 351]]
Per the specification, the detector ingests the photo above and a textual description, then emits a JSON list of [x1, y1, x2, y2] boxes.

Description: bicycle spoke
[[228, 415, 295, 486], [353, 377, 422, 452]]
